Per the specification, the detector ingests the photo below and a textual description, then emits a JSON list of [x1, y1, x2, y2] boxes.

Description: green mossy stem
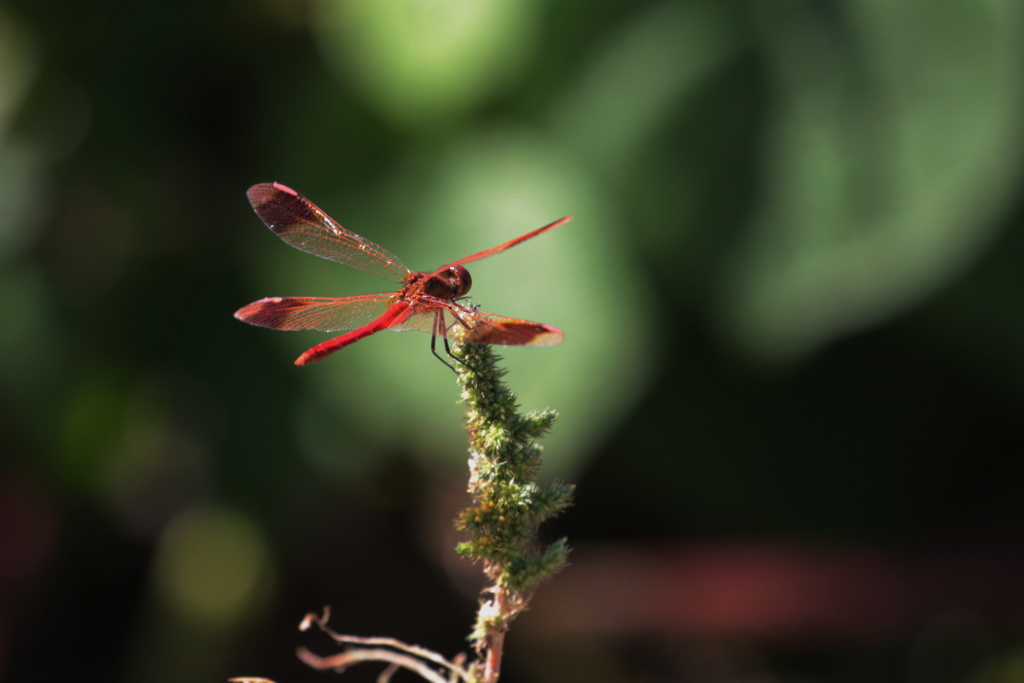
[[452, 341, 573, 668]]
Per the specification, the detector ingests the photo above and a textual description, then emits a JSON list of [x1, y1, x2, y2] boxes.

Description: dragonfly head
[[426, 265, 472, 300], [450, 265, 472, 296]]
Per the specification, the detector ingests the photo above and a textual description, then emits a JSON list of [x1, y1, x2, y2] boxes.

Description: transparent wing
[[234, 294, 399, 332], [247, 183, 410, 283]]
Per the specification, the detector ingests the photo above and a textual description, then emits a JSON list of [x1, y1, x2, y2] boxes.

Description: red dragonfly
[[235, 182, 571, 367]]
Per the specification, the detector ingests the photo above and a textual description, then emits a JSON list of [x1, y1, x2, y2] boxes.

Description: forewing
[[234, 294, 398, 332], [448, 216, 572, 267], [247, 183, 409, 283]]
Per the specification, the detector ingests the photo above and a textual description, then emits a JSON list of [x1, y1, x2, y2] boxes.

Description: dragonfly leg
[[430, 311, 467, 372]]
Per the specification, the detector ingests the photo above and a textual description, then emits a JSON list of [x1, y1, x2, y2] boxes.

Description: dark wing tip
[[523, 325, 564, 346], [234, 297, 286, 327], [246, 182, 300, 212], [246, 183, 321, 236]]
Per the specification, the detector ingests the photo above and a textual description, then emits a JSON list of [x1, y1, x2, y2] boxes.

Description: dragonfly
[[234, 182, 571, 367]]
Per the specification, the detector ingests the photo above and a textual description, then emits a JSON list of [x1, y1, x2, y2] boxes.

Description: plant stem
[[453, 342, 574, 683]]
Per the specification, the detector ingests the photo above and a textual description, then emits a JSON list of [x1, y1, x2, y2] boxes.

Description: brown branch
[[297, 646, 450, 683], [377, 661, 400, 683], [298, 609, 474, 683], [478, 584, 509, 683]]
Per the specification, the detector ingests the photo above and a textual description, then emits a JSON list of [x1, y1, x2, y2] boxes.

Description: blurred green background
[[3, 0, 1024, 681]]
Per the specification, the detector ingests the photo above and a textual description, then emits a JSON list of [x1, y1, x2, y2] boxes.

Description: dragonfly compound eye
[[450, 265, 472, 296]]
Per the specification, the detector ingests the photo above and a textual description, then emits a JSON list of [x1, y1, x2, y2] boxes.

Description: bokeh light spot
[[315, 0, 541, 128], [153, 505, 273, 627]]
